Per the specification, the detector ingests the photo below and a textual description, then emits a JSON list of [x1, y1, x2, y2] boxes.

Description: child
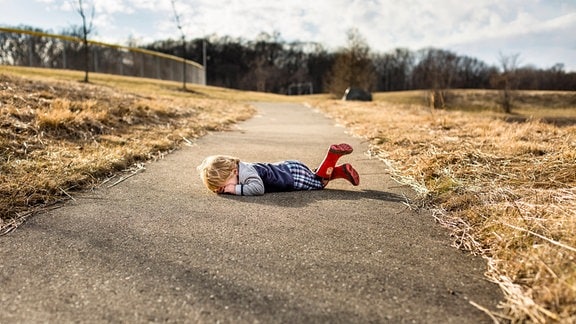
[[197, 143, 360, 196]]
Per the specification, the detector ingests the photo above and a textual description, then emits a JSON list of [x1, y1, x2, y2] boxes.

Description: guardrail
[[0, 27, 205, 85]]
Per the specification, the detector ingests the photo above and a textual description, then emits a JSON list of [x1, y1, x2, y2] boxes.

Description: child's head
[[197, 155, 240, 193]]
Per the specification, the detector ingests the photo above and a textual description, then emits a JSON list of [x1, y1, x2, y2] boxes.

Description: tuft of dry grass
[[0, 71, 255, 233], [311, 98, 576, 323]]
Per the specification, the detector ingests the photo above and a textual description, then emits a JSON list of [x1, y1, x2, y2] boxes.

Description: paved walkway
[[0, 102, 501, 323]]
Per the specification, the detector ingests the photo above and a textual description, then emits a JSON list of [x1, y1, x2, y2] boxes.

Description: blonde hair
[[197, 155, 240, 193]]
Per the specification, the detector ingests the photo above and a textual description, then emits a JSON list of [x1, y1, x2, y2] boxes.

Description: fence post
[[119, 52, 123, 75], [140, 52, 144, 77], [62, 40, 67, 69], [28, 36, 34, 67], [93, 47, 98, 73], [156, 56, 160, 79]]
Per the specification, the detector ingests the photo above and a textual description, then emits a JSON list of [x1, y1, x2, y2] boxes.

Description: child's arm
[[236, 163, 265, 196]]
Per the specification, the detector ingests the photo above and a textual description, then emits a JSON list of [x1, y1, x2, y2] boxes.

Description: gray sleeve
[[235, 162, 265, 196]]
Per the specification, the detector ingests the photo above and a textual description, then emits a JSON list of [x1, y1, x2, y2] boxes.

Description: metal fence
[[0, 27, 205, 85]]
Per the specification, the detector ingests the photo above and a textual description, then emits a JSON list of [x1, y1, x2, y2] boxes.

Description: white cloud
[[1, 0, 575, 70]]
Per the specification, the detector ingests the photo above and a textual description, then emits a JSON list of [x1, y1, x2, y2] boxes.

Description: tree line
[[2, 25, 575, 96], [145, 30, 575, 96]]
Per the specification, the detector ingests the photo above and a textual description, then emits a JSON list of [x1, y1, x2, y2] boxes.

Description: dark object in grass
[[342, 87, 372, 102]]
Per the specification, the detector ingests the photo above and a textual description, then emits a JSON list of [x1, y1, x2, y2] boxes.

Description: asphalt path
[[0, 102, 501, 323]]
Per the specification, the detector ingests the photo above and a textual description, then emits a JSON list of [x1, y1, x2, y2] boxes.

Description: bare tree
[[372, 48, 414, 92], [171, 0, 187, 90], [492, 52, 520, 113], [326, 28, 375, 97], [411, 48, 459, 109], [72, 0, 94, 83]]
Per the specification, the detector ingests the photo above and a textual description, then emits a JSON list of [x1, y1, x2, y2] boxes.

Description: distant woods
[[144, 30, 575, 97], [2, 26, 575, 96]]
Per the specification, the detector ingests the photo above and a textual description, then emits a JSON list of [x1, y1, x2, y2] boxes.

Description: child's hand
[[219, 169, 238, 194], [223, 183, 236, 194]]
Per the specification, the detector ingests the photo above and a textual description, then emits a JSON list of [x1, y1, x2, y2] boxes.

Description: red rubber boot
[[330, 164, 360, 186], [315, 143, 353, 179]]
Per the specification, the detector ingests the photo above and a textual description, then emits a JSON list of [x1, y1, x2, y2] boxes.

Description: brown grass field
[[311, 92, 576, 323], [1, 66, 575, 323]]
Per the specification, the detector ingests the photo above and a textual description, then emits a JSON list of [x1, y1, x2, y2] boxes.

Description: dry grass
[[0, 65, 307, 103], [3, 65, 576, 322], [0, 68, 258, 233], [311, 96, 576, 323]]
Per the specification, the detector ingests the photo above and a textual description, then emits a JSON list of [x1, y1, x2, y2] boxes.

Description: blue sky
[[1, 0, 575, 71]]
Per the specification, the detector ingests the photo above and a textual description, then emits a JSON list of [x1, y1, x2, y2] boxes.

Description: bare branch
[[71, 0, 94, 35], [170, 0, 188, 89], [71, 0, 95, 82], [171, 0, 184, 36]]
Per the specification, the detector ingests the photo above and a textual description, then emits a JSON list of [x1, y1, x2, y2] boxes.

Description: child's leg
[[330, 164, 360, 186], [285, 160, 325, 190], [315, 143, 353, 179]]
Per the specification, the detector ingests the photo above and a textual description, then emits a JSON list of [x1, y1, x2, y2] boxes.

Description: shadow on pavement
[[219, 189, 409, 208]]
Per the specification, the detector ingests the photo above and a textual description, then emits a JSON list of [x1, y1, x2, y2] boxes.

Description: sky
[[1, 0, 576, 71]]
